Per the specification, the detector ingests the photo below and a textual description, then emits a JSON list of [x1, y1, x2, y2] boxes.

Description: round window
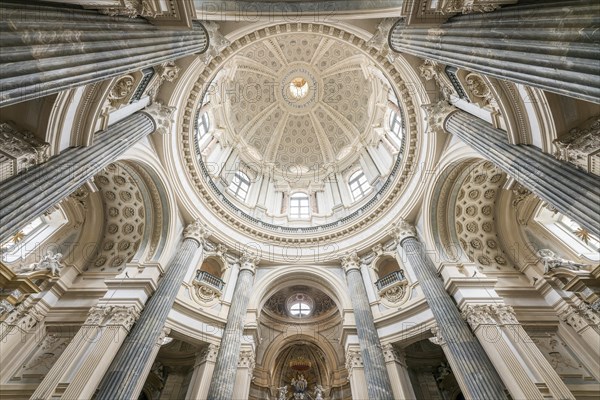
[[286, 293, 314, 318]]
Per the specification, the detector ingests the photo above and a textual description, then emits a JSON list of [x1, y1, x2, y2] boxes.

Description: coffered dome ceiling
[[211, 33, 391, 175]]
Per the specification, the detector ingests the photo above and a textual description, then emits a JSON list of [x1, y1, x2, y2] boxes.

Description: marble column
[[388, 0, 600, 103], [95, 220, 210, 400], [206, 252, 258, 400], [342, 252, 394, 400], [427, 102, 600, 237], [0, 1, 209, 107], [0, 103, 174, 244], [391, 220, 508, 400], [462, 304, 575, 400], [185, 344, 219, 400]]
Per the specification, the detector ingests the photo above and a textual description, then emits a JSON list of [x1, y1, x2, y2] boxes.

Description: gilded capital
[[421, 101, 458, 136], [389, 218, 418, 244], [183, 219, 211, 245], [240, 251, 260, 274], [341, 251, 361, 273]]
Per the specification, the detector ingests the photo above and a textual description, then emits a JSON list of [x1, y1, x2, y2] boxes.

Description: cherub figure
[[536, 249, 589, 273], [277, 385, 288, 400], [18, 250, 64, 276], [314, 384, 325, 400]]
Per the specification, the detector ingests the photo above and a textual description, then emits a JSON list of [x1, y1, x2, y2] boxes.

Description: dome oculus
[[289, 77, 309, 99]]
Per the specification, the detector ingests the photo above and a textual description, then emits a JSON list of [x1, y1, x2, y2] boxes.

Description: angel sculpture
[[314, 384, 325, 400], [277, 385, 288, 400], [291, 374, 307, 392], [536, 249, 589, 274], [18, 250, 64, 276]]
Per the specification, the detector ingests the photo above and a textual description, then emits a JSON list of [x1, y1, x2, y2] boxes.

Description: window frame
[[195, 111, 211, 138], [228, 171, 251, 201], [348, 170, 372, 201], [389, 110, 403, 138], [289, 192, 310, 219]]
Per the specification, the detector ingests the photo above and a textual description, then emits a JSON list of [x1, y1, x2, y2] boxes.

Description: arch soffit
[[248, 266, 352, 319]]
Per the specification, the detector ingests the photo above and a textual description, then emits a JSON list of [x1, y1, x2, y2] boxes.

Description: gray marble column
[[391, 220, 508, 400], [428, 102, 600, 237], [342, 252, 395, 400], [388, 0, 600, 103], [0, 1, 209, 107], [95, 220, 210, 400], [206, 252, 258, 400], [0, 103, 174, 244]]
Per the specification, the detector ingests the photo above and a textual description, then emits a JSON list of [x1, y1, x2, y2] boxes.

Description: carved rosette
[[240, 252, 260, 274], [341, 251, 361, 273], [156, 61, 180, 83], [183, 219, 212, 246], [142, 102, 176, 135], [465, 72, 496, 107], [421, 101, 459, 136], [85, 305, 140, 330], [389, 218, 418, 244], [345, 349, 364, 372]]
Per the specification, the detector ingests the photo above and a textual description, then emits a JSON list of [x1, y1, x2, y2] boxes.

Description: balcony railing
[[194, 270, 225, 291], [374, 270, 406, 291]]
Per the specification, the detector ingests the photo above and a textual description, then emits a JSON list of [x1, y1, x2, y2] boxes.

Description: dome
[[186, 26, 414, 237], [211, 33, 388, 177]]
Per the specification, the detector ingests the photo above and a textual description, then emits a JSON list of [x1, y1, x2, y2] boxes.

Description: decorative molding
[[198, 22, 231, 65], [99, 0, 160, 18], [419, 60, 455, 100], [341, 251, 360, 273], [429, 326, 446, 346], [0, 122, 50, 181], [142, 102, 176, 135], [239, 251, 260, 274], [553, 116, 600, 175], [183, 219, 212, 245], [85, 305, 140, 330], [461, 304, 519, 330], [345, 348, 363, 372], [465, 72, 496, 107], [107, 75, 136, 108], [381, 343, 403, 364], [389, 218, 417, 244], [421, 101, 458, 136], [238, 349, 256, 369], [442, 0, 502, 15], [559, 303, 599, 333], [197, 343, 220, 364]]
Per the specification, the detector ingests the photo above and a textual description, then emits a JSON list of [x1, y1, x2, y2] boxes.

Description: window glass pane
[[348, 171, 371, 201], [290, 193, 310, 218], [228, 171, 250, 201]]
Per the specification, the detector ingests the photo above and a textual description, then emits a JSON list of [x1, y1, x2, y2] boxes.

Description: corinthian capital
[[389, 218, 418, 244], [183, 219, 212, 245], [422, 101, 459, 136], [142, 101, 176, 135], [85, 305, 140, 330], [341, 251, 361, 273], [240, 251, 260, 274]]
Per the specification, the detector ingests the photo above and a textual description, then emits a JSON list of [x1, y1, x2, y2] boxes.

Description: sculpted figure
[[536, 249, 589, 273], [18, 250, 64, 276]]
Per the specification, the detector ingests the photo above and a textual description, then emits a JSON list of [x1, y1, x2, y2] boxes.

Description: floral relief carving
[[85, 305, 140, 330], [553, 116, 600, 175], [345, 349, 363, 372], [0, 123, 50, 180]]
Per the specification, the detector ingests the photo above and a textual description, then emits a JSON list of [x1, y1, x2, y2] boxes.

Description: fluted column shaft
[[342, 253, 394, 400], [388, 0, 600, 103], [96, 220, 209, 400], [0, 1, 209, 106], [206, 255, 257, 400], [393, 222, 508, 400], [0, 111, 155, 244], [445, 109, 600, 237]]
